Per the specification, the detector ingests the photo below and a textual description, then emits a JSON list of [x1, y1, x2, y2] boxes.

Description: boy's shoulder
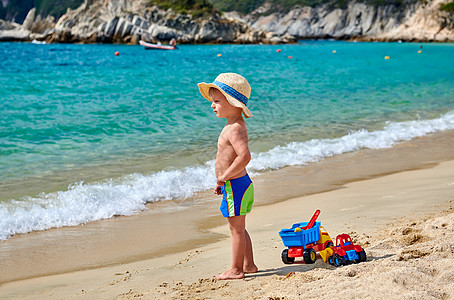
[[221, 119, 248, 143], [225, 118, 247, 132]]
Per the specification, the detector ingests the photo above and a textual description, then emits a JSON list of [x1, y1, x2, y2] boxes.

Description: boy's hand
[[215, 180, 224, 195]]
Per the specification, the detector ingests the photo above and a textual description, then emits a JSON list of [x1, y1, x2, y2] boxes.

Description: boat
[[139, 40, 177, 50]]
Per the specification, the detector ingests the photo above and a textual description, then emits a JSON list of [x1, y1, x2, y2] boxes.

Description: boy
[[198, 73, 258, 280]]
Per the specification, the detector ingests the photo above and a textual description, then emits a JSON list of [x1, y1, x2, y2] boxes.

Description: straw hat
[[198, 73, 252, 118]]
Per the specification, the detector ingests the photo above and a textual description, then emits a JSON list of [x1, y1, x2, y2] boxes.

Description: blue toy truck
[[279, 210, 334, 264]]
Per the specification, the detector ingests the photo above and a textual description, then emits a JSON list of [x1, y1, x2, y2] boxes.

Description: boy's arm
[[217, 124, 251, 183]]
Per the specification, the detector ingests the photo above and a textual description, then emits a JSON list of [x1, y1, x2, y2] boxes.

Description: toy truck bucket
[[279, 221, 321, 248]]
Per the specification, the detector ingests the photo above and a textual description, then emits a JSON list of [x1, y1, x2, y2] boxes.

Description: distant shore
[[1, 0, 453, 44], [1, 34, 453, 44]]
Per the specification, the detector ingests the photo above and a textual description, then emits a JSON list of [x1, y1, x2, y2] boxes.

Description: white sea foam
[[1, 111, 453, 240], [0, 163, 216, 240], [249, 110, 454, 172]]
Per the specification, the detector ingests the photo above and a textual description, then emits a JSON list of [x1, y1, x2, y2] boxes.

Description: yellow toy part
[[294, 227, 301, 232], [319, 247, 334, 263], [318, 226, 332, 245], [317, 226, 334, 263]]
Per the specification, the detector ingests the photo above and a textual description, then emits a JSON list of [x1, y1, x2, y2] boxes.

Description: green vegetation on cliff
[[0, 0, 33, 23], [149, 0, 216, 17], [440, 1, 454, 12], [36, 0, 84, 18], [0, 0, 82, 23], [0, 0, 424, 24], [209, 0, 415, 14], [209, 0, 267, 14], [3, 0, 216, 23]]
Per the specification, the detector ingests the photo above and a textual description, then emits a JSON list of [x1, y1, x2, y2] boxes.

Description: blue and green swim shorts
[[220, 174, 254, 218]]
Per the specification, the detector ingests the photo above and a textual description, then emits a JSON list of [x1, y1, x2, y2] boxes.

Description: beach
[[1, 129, 453, 299], [1, 41, 454, 299]]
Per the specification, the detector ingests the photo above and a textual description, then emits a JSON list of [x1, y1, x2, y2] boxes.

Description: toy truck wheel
[[356, 250, 366, 263], [303, 248, 317, 264], [333, 254, 345, 267], [282, 249, 295, 264], [328, 255, 334, 265]]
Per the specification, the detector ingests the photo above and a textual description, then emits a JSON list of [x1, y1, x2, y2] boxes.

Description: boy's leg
[[216, 215, 246, 280], [243, 229, 258, 273]]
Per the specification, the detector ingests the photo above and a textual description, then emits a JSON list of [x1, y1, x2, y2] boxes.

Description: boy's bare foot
[[244, 264, 258, 274], [216, 269, 245, 280]]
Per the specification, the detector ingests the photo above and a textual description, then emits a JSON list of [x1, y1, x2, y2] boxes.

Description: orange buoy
[[276, 49, 281, 53], [385, 56, 390, 60], [115, 51, 119, 56], [217, 54, 222, 57], [418, 50, 422, 53], [332, 50, 336, 53], [288, 56, 293, 59]]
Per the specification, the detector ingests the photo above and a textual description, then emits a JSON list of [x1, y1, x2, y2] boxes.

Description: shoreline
[[3, 39, 454, 44], [1, 33, 454, 45], [0, 153, 453, 298], [0, 130, 454, 286]]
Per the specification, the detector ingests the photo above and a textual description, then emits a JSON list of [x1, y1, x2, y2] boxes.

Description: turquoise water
[[1, 41, 454, 239]]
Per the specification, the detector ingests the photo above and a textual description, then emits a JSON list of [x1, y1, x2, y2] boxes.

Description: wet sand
[[0, 150, 453, 298], [0, 130, 453, 295]]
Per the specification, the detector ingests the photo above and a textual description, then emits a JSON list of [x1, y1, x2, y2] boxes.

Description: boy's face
[[209, 88, 241, 118]]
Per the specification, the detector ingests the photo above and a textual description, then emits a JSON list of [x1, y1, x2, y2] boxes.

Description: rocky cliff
[[0, 0, 295, 43], [0, 0, 453, 43], [236, 0, 454, 42]]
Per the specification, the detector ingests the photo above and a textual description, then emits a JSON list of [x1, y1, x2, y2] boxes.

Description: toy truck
[[328, 233, 367, 267], [279, 210, 334, 264]]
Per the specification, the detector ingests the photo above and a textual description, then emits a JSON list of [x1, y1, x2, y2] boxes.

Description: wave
[[1, 111, 453, 240], [249, 111, 454, 171]]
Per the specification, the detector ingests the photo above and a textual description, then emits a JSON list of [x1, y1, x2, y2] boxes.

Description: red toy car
[[328, 234, 367, 267]]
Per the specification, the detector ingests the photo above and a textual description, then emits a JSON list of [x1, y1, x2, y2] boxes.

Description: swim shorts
[[220, 174, 254, 218]]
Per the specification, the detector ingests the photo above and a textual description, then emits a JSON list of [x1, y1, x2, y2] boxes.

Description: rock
[[2, 0, 452, 43], [281, 32, 297, 43], [0, 19, 30, 41], [245, 0, 454, 42], [3, 0, 295, 44], [0, 28, 30, 41], [0, 19, 17, 31], [22, 8, 36, 31], [31, 15, 55, 34]]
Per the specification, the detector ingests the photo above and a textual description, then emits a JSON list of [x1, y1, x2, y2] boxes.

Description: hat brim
[[198, 82, 253, 118]]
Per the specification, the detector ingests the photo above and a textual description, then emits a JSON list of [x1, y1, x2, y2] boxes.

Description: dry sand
[[0, 158, 453, 299]]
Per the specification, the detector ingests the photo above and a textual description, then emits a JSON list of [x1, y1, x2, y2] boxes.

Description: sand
[[0, 156, 453, 299], [2, 130, 454, 285]]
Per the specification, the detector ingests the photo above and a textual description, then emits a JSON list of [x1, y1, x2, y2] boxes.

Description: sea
[[1, 41, 453, 241]]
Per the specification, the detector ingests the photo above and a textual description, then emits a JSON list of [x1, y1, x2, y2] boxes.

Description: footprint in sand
[[173, 250, 203, 268], [109, 271, 133, 285]]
